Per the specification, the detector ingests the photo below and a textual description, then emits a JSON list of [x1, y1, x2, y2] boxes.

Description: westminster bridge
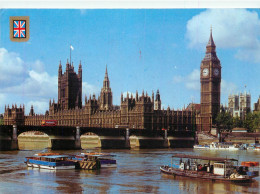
[[0, 125, 195, 150]]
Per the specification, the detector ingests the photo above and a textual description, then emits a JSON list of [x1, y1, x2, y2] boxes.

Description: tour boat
[[193, 144, 210, 149], [25, 154, 76, 170], [73, 152, 117, 168], [160, 154, 253, 182], [209, 142, 243, 150]]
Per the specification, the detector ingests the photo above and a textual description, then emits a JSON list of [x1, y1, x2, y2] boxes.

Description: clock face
[[214, 68, 219, 76], [202, 68, 209, 76]]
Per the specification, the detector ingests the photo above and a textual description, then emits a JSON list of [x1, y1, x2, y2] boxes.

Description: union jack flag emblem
[[13, 20, 26, 38]]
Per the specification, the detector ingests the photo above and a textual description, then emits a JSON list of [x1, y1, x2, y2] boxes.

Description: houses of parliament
[[4, 30, 221, 132]]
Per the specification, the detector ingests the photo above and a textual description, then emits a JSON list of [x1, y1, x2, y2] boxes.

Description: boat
[[247, 143, 260, 151], [209, 142, 243, 150], [193, 144, 210, 149], [73, 152, 117, 168], [238, 161, 259, 178], [160, 154, 253, 182], [25, 154, 76, 170]]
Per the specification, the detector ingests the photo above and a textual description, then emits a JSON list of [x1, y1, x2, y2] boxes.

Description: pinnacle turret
[[203, 28, 219, 62], [103, 65, 110, 88], [207, 27, 216, 48]]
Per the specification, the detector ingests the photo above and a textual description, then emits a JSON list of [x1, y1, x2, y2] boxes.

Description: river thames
[[0, 148, 259, 193]]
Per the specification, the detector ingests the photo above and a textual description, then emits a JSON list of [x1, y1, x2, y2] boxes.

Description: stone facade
[[3, 104, 25, 125], [228, 92, 251, 119], [4, 63, 195, 131], [253, 96, 260, 112]]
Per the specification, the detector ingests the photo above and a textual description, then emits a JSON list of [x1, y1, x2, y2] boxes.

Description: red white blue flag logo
[[13, 20, 26, 38]]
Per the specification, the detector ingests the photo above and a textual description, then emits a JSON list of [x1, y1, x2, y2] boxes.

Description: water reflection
[[0, 149, 259, 193]]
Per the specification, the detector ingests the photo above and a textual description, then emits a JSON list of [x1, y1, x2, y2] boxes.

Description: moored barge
[[73, 152, 116, 168], [160, 154, 254, 182]]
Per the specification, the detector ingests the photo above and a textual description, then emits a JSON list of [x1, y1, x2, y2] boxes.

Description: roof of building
[[172, 154, 238, 162], [186, 103, 201, 111]]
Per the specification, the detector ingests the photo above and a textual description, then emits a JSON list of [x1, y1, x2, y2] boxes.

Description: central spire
[[103, 64, 110, 88], [207, 26, 216, 48], [203, 28, 219, 62]]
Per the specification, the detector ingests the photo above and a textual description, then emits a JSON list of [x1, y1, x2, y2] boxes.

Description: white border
[[0, 0, 259, 9]]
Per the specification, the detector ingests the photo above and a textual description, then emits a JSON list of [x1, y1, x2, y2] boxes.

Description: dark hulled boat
[[160, 154, 254, 182]]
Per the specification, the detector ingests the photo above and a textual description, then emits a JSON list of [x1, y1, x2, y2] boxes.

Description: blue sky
[[0, 9, 260, 114]]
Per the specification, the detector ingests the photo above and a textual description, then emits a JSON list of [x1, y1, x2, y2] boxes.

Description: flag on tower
[[70, 45, 74, 50]]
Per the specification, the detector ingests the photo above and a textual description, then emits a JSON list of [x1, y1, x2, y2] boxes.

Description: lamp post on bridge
[[125, 128, 130, 149], [11, 124, 18, 150], [75, 126, 81, 149]]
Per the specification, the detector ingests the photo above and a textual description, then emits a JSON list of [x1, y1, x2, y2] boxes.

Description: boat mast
[[224, 161, 226, 178]]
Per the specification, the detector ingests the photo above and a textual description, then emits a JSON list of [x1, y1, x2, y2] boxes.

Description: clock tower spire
[[200, 28, 221, 132]]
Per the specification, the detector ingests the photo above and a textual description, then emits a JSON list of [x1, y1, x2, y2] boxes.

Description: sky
[[0, 9, 260, 114]]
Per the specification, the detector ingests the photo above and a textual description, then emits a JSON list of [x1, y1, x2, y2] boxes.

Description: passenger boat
[[193, 144, 210, 149], [73, 152, 117, 168], [25, 154, 76, 170], [160, 154, 253, 182], [209, 142, 243, 150]]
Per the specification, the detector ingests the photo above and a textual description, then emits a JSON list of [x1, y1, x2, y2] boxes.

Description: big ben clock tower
[[200, 29, 221, 131]]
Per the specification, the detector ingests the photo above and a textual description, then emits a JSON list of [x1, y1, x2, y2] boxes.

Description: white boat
[[193, 144, 210, 149], [25, 155, 76, 170], [209, 142, 243, 150]]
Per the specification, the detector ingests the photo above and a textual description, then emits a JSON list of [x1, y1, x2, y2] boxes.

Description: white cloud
[[0, 94, 5, 103], [0, 48, 26, 86], [173, 69, 200, 90], [186, 9, 260, 63], [31, 60, 45, 73], [0, 48, 59, 114], [123, 91, 135, 98], [26, 101, 49, 115], [1, 70, 58, 98], [82, 82, 100, 99], [221, 79, 237, 95]]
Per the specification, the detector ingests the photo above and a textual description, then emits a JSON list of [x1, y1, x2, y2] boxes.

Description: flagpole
[[70, 44, 71, 65]]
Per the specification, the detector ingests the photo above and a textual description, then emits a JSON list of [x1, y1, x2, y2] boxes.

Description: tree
[[215, 112, 233, 132], [243, 112, 260, 132], [233, 116, 243, 128], [253, 111, 260, 131]]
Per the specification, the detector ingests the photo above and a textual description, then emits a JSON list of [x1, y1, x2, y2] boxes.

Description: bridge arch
[[80, 132, 101, 149], [18, 131, 51, 150]]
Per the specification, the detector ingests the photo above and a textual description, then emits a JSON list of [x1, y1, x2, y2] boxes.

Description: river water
[[0, 148, 259, 194]]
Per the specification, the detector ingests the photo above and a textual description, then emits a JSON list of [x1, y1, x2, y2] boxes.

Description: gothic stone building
[[4, 61, 195, 131], [4, 30, 220, 132], [228, 92, 251, 119], [197, 29, 221, 131]]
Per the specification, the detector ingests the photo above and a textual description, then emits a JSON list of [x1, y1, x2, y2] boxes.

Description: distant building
[[228, 92, 251, 119], [3, 104, 25, 125], [254, 96, 260, 112]]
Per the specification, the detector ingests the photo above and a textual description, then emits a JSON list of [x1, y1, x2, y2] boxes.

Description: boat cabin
[[213, 162, 233, 176]]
